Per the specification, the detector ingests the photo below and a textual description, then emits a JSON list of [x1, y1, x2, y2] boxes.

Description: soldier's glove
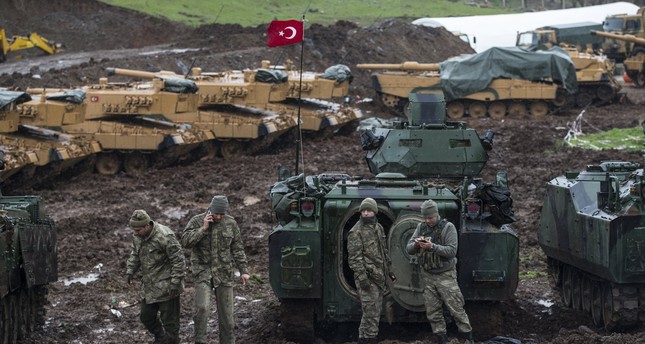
[[358, 277, 371, 291], [126, 274, 133, 285], [168, 286, 181, 298]]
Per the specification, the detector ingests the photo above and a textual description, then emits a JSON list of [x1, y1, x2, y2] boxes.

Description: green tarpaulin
[[439, 46, 578, 101]]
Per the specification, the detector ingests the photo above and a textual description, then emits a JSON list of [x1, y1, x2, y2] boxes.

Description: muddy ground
[[3, 0, 645, 343]]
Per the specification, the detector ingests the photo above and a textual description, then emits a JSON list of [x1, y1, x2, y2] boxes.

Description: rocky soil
[[3, 0, 645, 343]]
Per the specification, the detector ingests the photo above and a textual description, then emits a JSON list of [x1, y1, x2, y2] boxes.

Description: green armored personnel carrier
[[269, 90, 519, 342], [539, 160, 645, 330]]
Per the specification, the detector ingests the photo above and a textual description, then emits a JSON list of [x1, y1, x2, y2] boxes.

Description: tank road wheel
[[634, 71, 645, 88], [595, 84, 616, 105], [95, 153, 121, 175], [561, 265, 573, 308], [581, 276, 592, 313], [468, 101, 487, 118], [218, 141, 243, 159], [548, 258, 562, 287], [601, 283, 619, 330], [446, 102, 465, 119], [399, 99, 411, 117], [591, 281, 603, 327], [529, 101, 549, 117], [575, 92, 594, 107], [571, 271, 583, 311], [508, 101, 526, 117], [487, 102, 506, 119], [123, 153, 149, 175]]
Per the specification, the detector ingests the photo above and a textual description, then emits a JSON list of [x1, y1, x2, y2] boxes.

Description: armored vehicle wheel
[[123, 153, 149, 175], [96, 153, 121, 175], [595, 84, 616, 104], [581, 276, 592, 313], [571, 271, 582, 311], [446, 102, 465, 119], [468, 102, 486, 118], [399, 100, 411, 117], [634, 72, 645, 88], [219, 141, 243, 158], [575, 92, 593, 107], [488, 102, 506, 119], [529, 101, 548, 117], [553, 88, 572, 108], [591, 281, 603, 326], [508, 102, 525, 117], [561, 266, 573, 307], [548, 258, 561, 287], [601, 283, 619, 330]]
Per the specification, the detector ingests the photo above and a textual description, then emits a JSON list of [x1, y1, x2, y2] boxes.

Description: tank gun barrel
[[590, 30, 645, 45], [106, 67, 181, 80], [356, 61, 440, 71]]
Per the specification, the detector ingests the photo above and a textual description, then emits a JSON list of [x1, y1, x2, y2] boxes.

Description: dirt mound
[[3, 1, 645, 344]]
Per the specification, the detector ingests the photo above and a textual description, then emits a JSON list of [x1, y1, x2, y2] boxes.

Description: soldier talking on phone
[[180, 195, 250, 344]]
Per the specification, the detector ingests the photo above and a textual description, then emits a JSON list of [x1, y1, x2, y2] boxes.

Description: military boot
[[436, 333, 448, 344], [459, 331, 474, 343], [152, 331, 166, 344]]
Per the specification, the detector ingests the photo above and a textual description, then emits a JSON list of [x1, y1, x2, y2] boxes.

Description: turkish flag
[[267, 20, 304, 47]]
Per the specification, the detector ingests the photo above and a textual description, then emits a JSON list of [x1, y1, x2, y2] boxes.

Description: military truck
[[601, 7, 645, 62], [516, 22, 604, 52], [538, 160, 645, 330], [269, 90, 519, 342], [592, 30, 645, 87], [0, 194, 58, 343]]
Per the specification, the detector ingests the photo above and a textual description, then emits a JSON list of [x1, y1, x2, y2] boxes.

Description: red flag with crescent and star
[[267, 20, 304, 47]]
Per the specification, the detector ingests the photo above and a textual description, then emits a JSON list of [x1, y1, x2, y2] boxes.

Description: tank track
[[550, 258, 644, 330], [0, 285, 49, 343]]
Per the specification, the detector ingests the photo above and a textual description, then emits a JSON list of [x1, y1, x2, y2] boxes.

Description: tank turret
[[591, 31, 645, 87], [268, 90, 518, 342], [357, 47, 578, 118], [591, 30, 645, 46]]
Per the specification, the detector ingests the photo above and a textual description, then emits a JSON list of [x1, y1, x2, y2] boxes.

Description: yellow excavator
[[0, 28, 62, 62]]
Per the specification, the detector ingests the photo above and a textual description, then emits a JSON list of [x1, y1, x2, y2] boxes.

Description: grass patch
[[566, 127, 645, 151], [98, 0, 515, 27]]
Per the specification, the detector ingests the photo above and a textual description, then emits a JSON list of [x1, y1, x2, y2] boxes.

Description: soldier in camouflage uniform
[[126, 209, 185, 344], [181, 195, 250, 344], [406, 199, 474, 344], [347, 197, 391, 344]]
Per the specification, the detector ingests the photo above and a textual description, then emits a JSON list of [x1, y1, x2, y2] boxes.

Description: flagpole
[[294, 14, 305, 177]]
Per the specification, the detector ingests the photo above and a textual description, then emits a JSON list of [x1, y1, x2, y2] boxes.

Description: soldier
[[347, 197, 391, 344], [125, 209, 185, 344], [406, 199, 474, 344], [181, 195, 250, 344]]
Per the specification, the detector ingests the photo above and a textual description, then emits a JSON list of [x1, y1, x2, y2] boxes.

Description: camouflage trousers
[[421, 268, 472, 335], [193, 283, 235, 344], [140, 296, 180, 344], [355, 278, 384, 339]]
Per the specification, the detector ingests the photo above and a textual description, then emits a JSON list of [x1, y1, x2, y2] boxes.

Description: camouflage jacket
[[347, 218, 390, 289], [406, 217, 457, 273], [180, 213, 249, 287], [126, 222, 185, 304]]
